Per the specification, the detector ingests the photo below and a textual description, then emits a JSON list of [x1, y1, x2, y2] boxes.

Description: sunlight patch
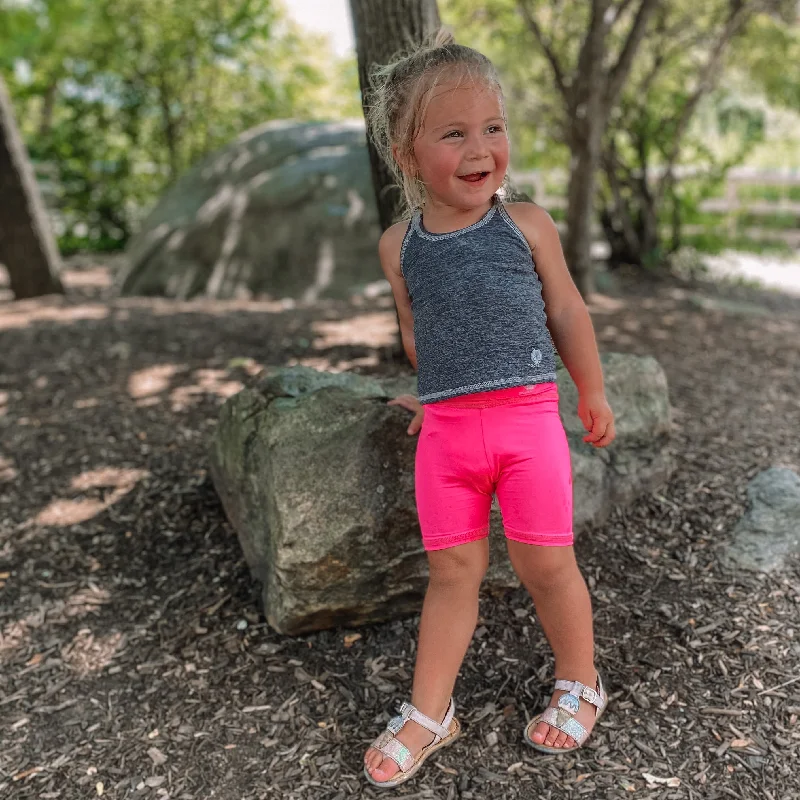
[[71, 467, 149, 492], [35, 468, 149, 527], [35, 498, 108, 527], [0, 301, 109, 331], [62, 267, 112, 290], [73, 397, 100, 410], [61, 628, 124, 676], [311, 311, 397, 349], [128, 364, 185, 400], [169, 369, 243, 411]]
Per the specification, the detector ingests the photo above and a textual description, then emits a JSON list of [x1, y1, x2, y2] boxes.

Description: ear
[[391, 143, 417, 178]]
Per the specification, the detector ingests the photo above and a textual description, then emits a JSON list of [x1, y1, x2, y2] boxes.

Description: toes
[[543, 724, 560, 748], [371, 756, 399, 782], [553, 730, 569, 748], [565, 736, 577, 748], [530, 720, 550, 744], [364, 748, 382, 773]]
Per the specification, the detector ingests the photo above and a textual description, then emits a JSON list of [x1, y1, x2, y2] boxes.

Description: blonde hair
[[366, 29, 507, 216]]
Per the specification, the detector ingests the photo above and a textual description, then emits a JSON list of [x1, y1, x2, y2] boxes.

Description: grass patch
[[737, 184, 800, 203], [682, 231, 794, 256], [736, 212, 799, 231]]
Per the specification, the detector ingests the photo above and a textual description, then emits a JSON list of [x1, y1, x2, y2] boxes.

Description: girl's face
[[411, 78, 508, 210]]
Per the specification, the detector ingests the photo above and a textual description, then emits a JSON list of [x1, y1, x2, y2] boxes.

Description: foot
[[364, 711, 442, 783], [528, 675, 601, 749]]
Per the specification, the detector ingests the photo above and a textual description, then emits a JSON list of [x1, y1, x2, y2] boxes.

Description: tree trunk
[[517, 0, 659, 297], [564, 113, 604, 296], [349, 0, 441, 231], [564, 148, 598, 296], [0, 76, 63, 299]]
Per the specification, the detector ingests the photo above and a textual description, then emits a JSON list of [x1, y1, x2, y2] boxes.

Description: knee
[[509, 544, 577, 590], [428, 543, 488, 590]]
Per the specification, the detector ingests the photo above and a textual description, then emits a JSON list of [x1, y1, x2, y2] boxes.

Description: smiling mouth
[[458, 172, 490, 182]]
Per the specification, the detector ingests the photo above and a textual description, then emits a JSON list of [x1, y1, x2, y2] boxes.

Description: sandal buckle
[[387, 715, 404, 735], [581, 687, 599, 705]]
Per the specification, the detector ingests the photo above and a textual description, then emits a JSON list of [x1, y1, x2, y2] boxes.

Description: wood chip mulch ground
[[1, 258, 799, 800]]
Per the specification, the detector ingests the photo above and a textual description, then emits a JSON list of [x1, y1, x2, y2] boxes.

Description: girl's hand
[[578, 393, 615, 448], [387, 394, 424, 435]]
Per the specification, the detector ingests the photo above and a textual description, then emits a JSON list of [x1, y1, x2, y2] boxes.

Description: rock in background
[[721, 467, 800, 573], [209, 355, 672, 634], [118, 121, 381, 301]]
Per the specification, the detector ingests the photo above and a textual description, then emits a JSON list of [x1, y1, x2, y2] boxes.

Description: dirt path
[[1, 261, 799, 800]]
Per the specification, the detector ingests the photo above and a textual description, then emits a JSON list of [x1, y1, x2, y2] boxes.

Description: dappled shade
[[119, 122, 382, 302], [34, 467, 149, 528]]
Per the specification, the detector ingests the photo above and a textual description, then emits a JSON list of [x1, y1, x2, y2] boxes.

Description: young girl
[[363, 31, 615, 788]]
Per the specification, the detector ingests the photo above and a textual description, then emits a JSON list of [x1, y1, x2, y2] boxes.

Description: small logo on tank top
[[530, 348, 542, 367]]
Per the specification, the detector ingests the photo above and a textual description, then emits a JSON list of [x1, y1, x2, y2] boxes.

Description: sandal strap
[[374, 733, 415, 772], [554, 676, 606, 710], [393, 698, 454, 740], [540, 706, 588, 744], [368, 698, 456, 773]]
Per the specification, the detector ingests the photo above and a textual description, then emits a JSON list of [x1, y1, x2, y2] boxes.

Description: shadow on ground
[[1, 259, 799, 799]]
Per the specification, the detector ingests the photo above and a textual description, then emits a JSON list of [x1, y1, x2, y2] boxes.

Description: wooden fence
[[511, 166, 800, 248]]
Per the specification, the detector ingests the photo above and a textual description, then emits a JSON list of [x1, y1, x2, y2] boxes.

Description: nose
[[464, 131, 490, 162]]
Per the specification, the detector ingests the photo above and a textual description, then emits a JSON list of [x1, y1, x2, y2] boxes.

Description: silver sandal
[[524, 674, 608, 754], [364, 697, 460, 788]]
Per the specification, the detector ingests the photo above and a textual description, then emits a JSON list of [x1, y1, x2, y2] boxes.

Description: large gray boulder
[[118, 121, 381, 301], [209, 355, 672, 634], [721, 467, 800, 573]]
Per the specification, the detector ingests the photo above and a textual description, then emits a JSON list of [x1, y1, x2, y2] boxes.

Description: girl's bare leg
[[506, 540, 597, 749], [365, 538, 488, 782]]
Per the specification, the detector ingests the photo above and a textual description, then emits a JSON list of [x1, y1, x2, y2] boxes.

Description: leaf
[[343, 633, 361, 647]]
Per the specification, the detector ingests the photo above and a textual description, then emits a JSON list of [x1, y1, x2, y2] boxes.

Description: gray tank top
[[400, 195, 556, 404]]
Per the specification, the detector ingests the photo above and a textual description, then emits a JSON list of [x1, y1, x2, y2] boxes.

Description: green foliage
[[737, 13, 800, 112], [1, 0, 360, 252], [441, 0, 569, 171], [738, 185, 800, 203], [443, 0, 798, 264], [681, 231, 793, 256]]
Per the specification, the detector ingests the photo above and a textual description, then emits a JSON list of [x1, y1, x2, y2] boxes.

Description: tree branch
[[516, 0, 569, 101], [606, 0, 637, 32], [656, 1, 755, 204], [606, 0, 659, 107], [574, 0, 611, 101]]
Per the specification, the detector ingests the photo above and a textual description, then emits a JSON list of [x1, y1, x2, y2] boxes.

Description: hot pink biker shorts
[[415, 382, 573, 551]]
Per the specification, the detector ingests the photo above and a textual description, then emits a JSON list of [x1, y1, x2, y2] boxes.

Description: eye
[[443, 130, 463, 139], [487, 124, 505, 134]]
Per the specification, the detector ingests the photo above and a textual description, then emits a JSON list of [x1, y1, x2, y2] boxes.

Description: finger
[[583, 418, 608, 443], [408, 413, 424, 435], [578, 408, 593, 432], [388, 396, 418, 413], [592, 423, 616, 448]]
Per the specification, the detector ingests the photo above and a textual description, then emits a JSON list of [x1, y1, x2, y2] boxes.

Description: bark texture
[[349, 0, 441, 231], [0, 76, 63, 299]]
